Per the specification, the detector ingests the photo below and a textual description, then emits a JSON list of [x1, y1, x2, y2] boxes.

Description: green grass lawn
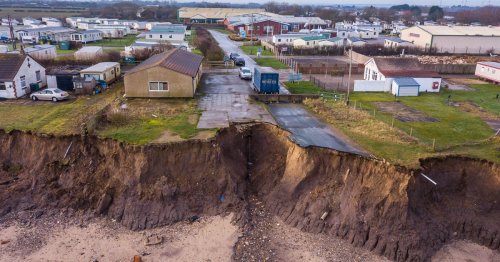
[[56, 48, 76, 55], [332, 85, 500, 165], [87, 35, 137, 47], [213, 28, 232, 35], [254, 57, 288, 69], [240, 45, 273, 56], [191, 48, 203, 55], [98, 99, 201, 144], [0, 85, 121, 135], [186, 29, 196, 45]]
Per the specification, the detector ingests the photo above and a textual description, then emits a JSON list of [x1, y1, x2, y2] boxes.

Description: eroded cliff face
[[0, 124, 498, 261]]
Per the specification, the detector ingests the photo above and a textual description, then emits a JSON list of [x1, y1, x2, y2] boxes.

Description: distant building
[[80, 62, 120, 84], [272, 34, 310, 45], [400, 25, 500, 54], [124, 48, 203, 98], [354, 57, 442, 96], [0, 54, 46, 99], [70, 30, 103, 43], [74, 46, 103, 61], [178, 7, 264, 24], [16, 26, 76, 43], [475, 62, 500, 84], [22, 17, 41, 26], [144, 24, 186, 44], [293, 35, 329, 48], [384, 38, 414, 49], [346, 37, 366, 46], [42, 17, 63, 27]]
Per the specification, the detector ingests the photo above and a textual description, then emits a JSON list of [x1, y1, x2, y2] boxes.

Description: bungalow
[[475, 62, 500, 84], [42, 17, 63, 27], [336, 29, 360, 39], [94, 25, 131, 38], [71, 30, 103, 43], [346, 37, 366, 46], [384, 38, 414, 49], [0, 54, 46, 99], [272, 33, 310, 45], [354, 57, 441, 96], [293, 35, 329, 48], [144, 24, 186, 44], [318, 37, 344, 47], [357, 29, 379, 39], [124, 48, 203, 98]]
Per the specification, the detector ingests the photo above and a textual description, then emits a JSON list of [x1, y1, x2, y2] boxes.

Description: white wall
[[47, 75, 58, 89], [414, 77, 441, 93], [26, 47, 57, 60], [475, 64, 500, 82], [146, 33, 184, 42], [2, 56, 47, 98], [353, 80, 387, 92]]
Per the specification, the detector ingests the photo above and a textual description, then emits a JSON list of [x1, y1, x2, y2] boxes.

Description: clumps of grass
[[304, 98, 416, 145], [106, 111, 130, 127]]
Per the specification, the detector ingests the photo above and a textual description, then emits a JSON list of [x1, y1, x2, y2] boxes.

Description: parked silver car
[[239, 67, 252, 80], [30, 88, 70, 102]]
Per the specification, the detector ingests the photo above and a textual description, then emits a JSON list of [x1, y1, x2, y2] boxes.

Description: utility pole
[[346, 46, 352, 105], [8, 15, 16, 50], [250, 13, 254, 45]]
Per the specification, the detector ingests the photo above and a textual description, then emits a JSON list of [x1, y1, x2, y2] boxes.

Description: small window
[[169, 35, 172, 39], [20, 76, 26, 88], [36, 70, 41, 82], [149, 34, 152, 38], [278, 39, 281, 42], [148, 81, 168, 91], [0, 82, 6, 90], [160, 34, 163, 38]]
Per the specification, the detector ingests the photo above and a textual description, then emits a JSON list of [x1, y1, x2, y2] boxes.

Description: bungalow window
[[20, 76, 26, 88], [160, 34, 163, 39], [35, 71, 41, 82], [149, 81, 169, 91], [0, 82, 6, 90]]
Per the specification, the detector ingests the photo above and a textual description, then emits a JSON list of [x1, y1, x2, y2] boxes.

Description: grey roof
[[478, 61, 500, 68], [394, 77, 420, 87], [16, 26, 75, 34], [0, 54, 27, 81], [127, 48, 203, 77]]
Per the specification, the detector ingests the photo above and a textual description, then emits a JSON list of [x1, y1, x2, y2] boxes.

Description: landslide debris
[[0, 124, 498, 261]]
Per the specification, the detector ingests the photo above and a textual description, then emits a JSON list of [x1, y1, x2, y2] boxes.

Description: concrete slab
[[198, 111, 229, 129], [268, 104, 368, 156]]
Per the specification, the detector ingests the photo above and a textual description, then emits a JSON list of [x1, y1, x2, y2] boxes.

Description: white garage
[[392, 78, 420, 97]]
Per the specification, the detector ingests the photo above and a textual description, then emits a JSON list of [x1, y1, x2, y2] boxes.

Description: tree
[[428, 6, 444, 21]]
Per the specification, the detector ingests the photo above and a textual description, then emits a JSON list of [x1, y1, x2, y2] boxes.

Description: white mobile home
[[317, 37, 344, 47], [272, 34, 309, 45], [23, 45, 57, 60], [80, 62, 121, 84], [71, 30, 103, 43], [293, 35, 328, 48], [0, 54, 46, 99], [475, 62, 500, 84], [384, 38, 414, 49], [74, 46, 103, 60]]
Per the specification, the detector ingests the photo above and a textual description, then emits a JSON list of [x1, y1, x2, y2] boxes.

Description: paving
[[197, 73, 275, 129], [208, 30, 290, 94], [205, 30, 368, 155], [268, 104, 368, 155]]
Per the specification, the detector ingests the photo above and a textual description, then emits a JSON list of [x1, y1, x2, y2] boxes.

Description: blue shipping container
[[253, 67, 280, 94]]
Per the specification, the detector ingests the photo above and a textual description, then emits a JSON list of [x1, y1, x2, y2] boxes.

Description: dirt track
[[0, 124, 499, 261]]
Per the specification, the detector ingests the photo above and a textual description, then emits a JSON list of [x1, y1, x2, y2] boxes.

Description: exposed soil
[[374, 102, 439, 122], [0, 124, 499, 261]]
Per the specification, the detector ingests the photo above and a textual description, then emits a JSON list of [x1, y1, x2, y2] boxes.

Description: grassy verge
[[213, 28, 232, 35], [303, 85, 500, 167], [240, 45, 273, 56], [186, 29, 197, 46], [98, 99, 201, 144], [56, 48, 76, 55], [0, 84, 122, 135], [254, 57, 288, 69]]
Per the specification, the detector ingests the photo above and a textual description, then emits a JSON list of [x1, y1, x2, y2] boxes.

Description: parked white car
[[30, 88, 70, 102], [239, 67, 252, 80]]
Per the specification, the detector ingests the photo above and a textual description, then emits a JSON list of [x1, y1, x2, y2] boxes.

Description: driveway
[[208, 30, 289, 94], [197, 72, 275, 129], [268, 104, 368, 155], [206, 30, 368, 155]]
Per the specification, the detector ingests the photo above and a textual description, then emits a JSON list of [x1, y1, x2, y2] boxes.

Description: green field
[[300, 83, 500, 167], [0, 7, 84, 19], [240, 45, 273, 56], [254, 57, 288, 69]]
